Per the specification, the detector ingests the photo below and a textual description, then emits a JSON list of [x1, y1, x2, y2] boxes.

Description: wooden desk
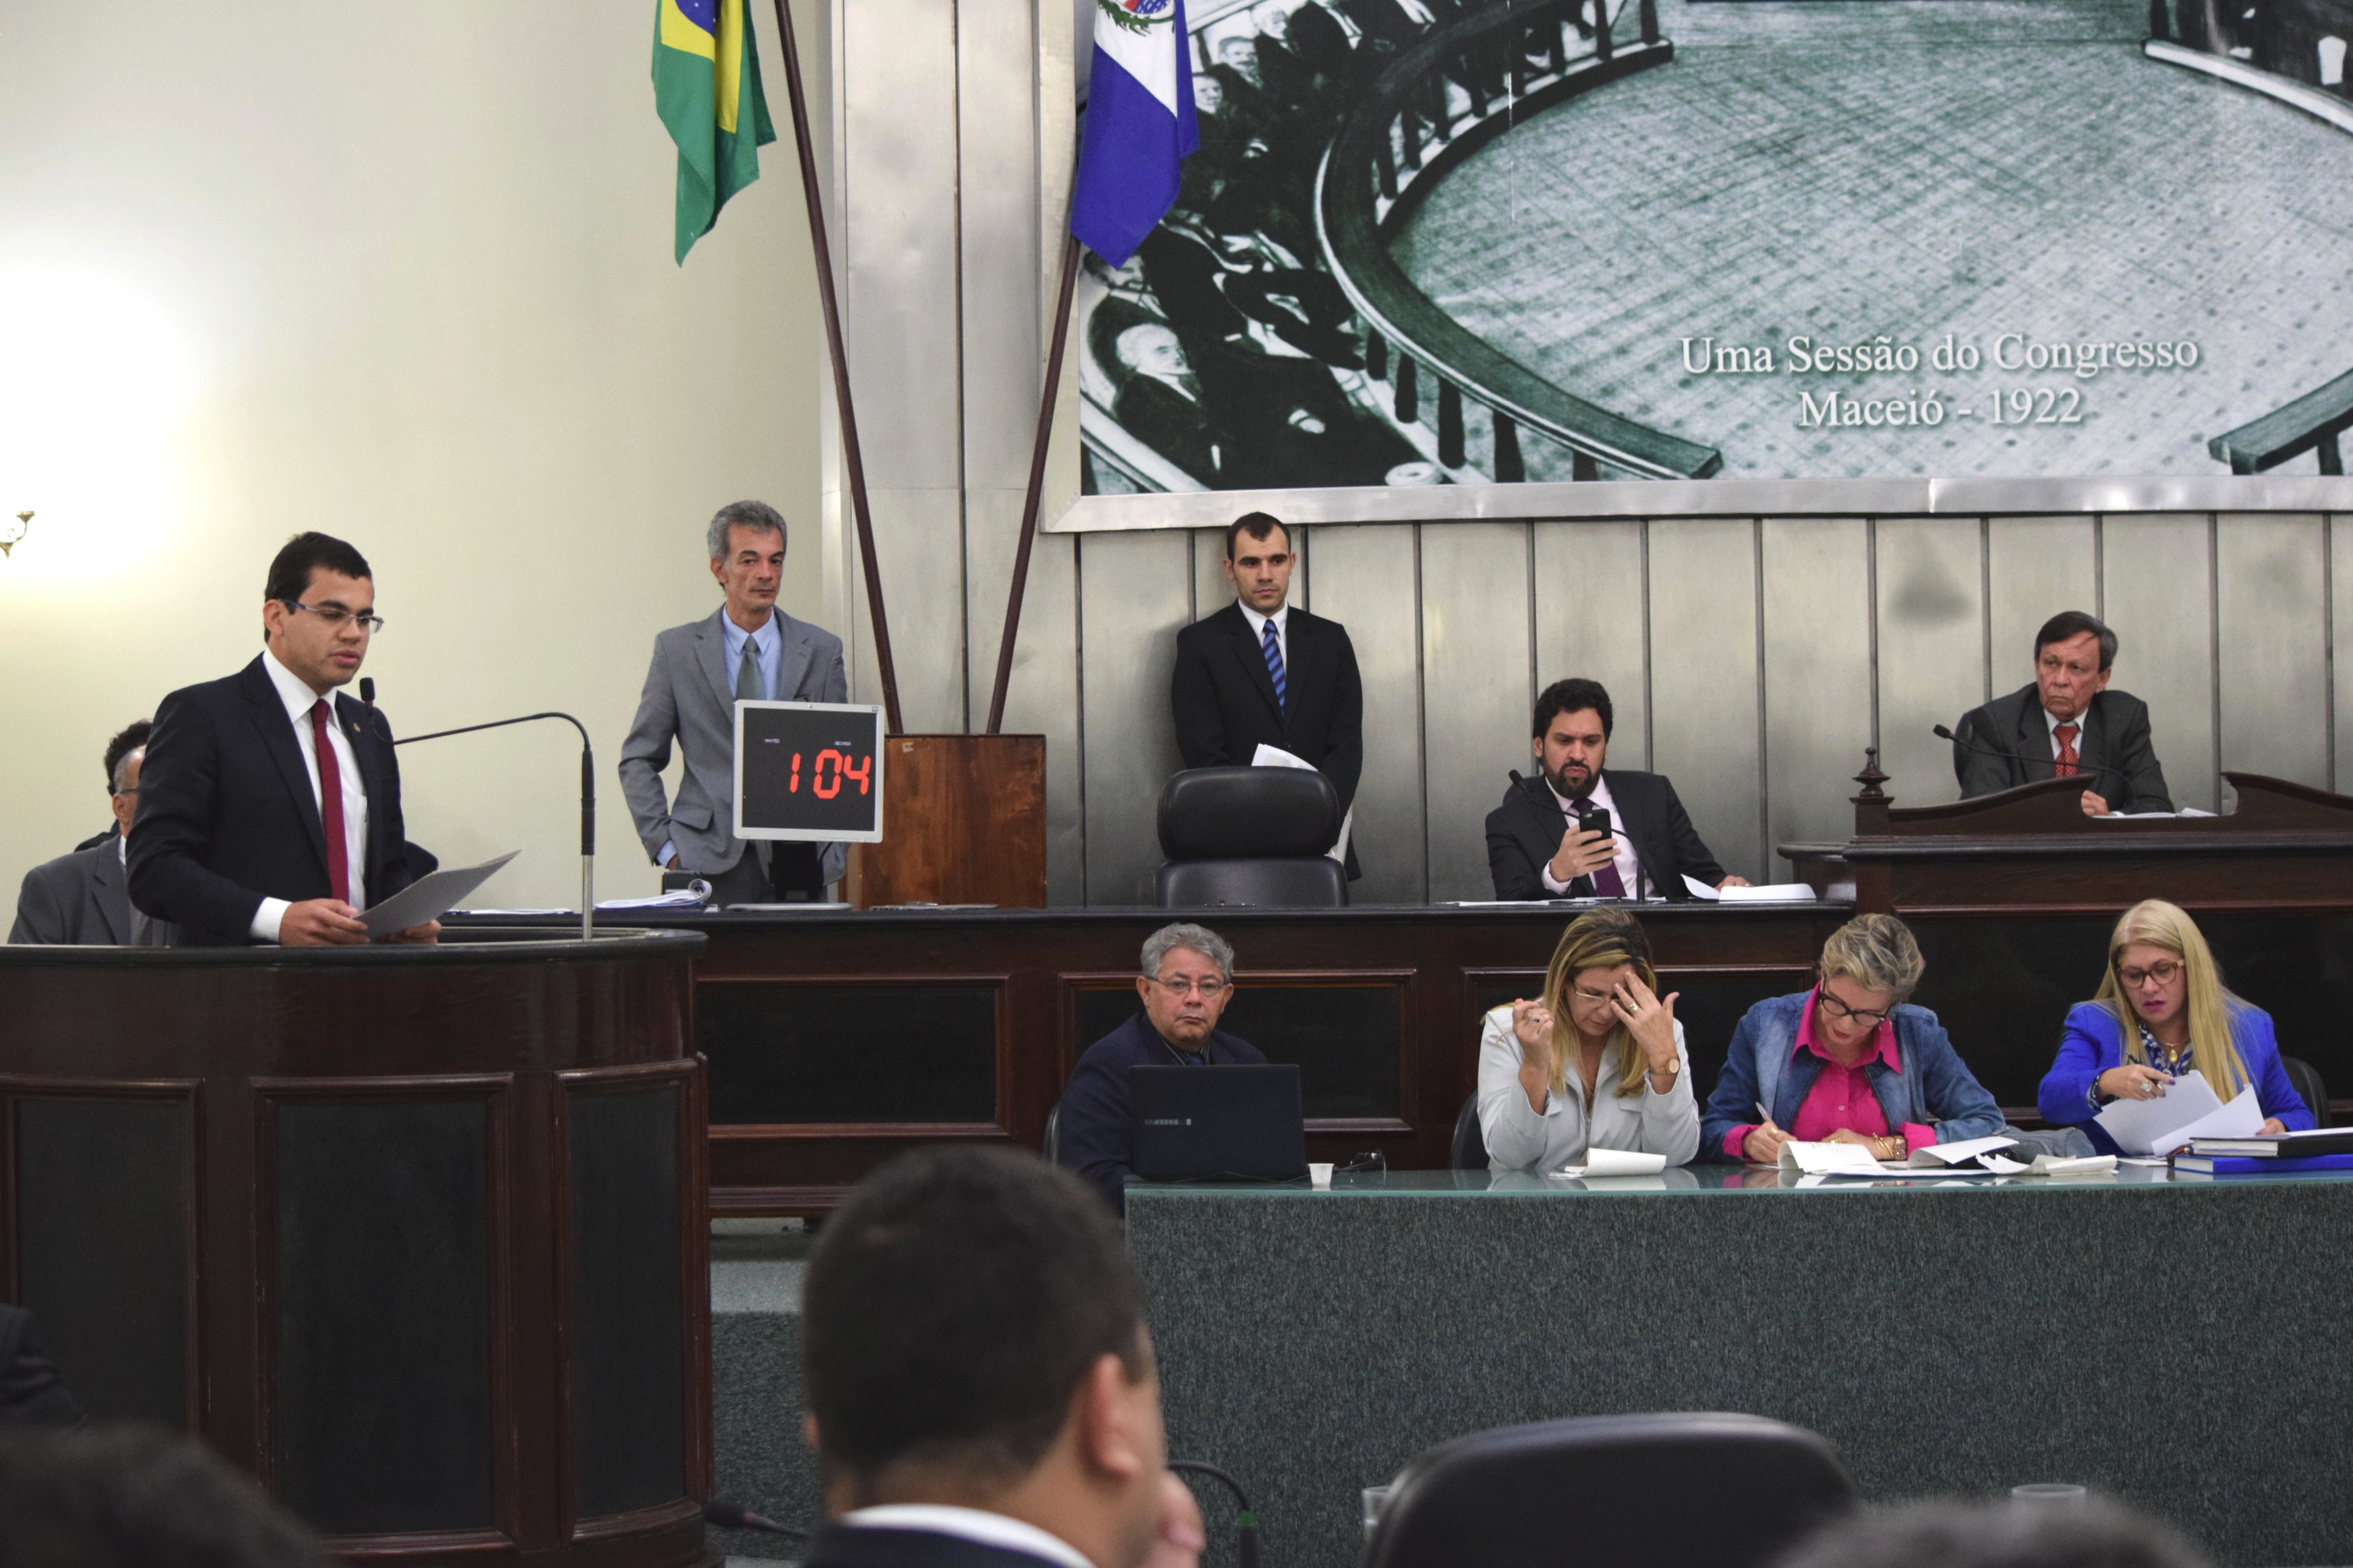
[[457, 903, 1849, 1214], [1782, 769, 2353, 1122]]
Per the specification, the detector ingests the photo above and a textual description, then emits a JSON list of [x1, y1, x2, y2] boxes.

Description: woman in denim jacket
[[1701, 914, 2004, 1163]]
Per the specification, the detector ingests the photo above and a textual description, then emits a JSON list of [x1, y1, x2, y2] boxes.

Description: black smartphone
[[1579, 806, 1613, 841]]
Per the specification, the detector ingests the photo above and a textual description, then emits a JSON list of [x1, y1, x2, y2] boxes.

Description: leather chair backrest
[[1449, 1093, 1488, 1171], [1158, 767, 1340, 860], [1364, 1412, 1857, 1568], [2282, 1054, 2331, 1129], [1156, 858, 1347, 909]]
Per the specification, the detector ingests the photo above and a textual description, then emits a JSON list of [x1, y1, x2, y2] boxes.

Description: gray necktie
[[736, 636, 763, 703]]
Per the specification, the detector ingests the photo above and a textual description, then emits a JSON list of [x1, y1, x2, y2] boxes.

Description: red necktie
[[2053, 724, 2080, 779], [310, 700, 351, 906]]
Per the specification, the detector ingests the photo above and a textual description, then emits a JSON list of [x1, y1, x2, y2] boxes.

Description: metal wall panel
[[1647, 520, 1764, 882], [2101, 514, 2217, 812], [1420, 524, 1534, 902], [2216, 514, 2329, 795], [1077, 530, 1193, 903], [1307, 526, 1426, 903], [1532, 521, 1648, 770], [1760, 518, 1872, 869], [846, 489, 969, 731], [1875, 518, 1985, 810], [1192, 529, 1228, 622], [1985, 516, 2096, 699], [970, 507, 1086, 904]]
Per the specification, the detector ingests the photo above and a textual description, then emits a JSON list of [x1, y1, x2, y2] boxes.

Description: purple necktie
[[1570, 796, 1626, 897]]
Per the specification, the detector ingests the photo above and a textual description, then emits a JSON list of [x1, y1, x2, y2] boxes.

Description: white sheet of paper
[[1681, 875, 1721, 902], [2152, 1084, 2262, 1154], [362, 850, 519, 937], [1717, 883, 1821, 902], [1552, 1147, 1668, 1179], [2094, 1069, 2234, 1155], [1909, 1135, 2019, 1167], [1251, 744, 1352, 863], [1779, 1140, 1884, 1175]]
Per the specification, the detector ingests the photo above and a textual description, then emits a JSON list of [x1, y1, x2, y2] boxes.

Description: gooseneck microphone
[[1169, 1460, 1261, 1568], [1932, 722, 2123, 786], [390, 693, 598, 940], [702, 1499, 806, 1539]]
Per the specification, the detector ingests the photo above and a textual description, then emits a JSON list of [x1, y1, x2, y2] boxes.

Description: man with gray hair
[[1058, 922, 1268, 1213], [620, 500, 849, 905]]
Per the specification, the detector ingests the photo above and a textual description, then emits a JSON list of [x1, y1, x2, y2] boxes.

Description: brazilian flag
[[653, 0, 777, 262]]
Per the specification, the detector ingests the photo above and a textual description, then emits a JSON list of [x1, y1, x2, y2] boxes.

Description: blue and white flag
[[1070, 0, 1200, 267]]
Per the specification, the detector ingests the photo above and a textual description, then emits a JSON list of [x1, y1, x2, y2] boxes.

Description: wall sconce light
[[0, 511, 28, 557]]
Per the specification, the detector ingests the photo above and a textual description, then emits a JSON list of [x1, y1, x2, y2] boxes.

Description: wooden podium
[[1779, 764, 2353, 1117], [847, 733, 1048, 908], [0, 929, 713, 1567]]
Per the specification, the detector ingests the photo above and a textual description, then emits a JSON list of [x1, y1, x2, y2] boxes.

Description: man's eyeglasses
[[1816, 991, 1893, 1027], [283, 599, 385, 634], [2117, 959, 2183, 988], [1147, 974, 1229, 999]]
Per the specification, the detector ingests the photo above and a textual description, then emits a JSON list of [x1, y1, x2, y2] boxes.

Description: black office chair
[[2282, 1055, 2331, 1129], [1043, 1101, 1064, 1166], [1362, 1412, 1857, 1568], [1449, 1093, 1488, 1170], [1154, 767, 1346, 908]]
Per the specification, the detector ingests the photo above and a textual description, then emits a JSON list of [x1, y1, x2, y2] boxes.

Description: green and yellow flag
[[653, 0, 777, 262]]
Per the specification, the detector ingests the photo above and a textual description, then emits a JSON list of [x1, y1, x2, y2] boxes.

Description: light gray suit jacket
[[10, 840, 133, 945], [619, 608, 850, 886]]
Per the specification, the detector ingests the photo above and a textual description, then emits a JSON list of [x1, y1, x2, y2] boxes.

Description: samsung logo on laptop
[[1141, 1117, 1193, 1127]]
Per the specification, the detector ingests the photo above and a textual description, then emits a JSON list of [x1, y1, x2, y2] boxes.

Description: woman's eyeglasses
[[2117, 959, 2183, 988]]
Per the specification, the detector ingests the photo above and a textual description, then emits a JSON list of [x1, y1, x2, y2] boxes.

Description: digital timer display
[[732, 701, 886, 843]]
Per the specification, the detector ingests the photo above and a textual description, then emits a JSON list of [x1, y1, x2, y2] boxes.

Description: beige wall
[[0, 0, 829, 912]]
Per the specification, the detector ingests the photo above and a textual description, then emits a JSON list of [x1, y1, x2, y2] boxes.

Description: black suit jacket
[[800, 1522, 1080, 1568], [0, 1307, 83, 1426], [9, 842, 132, 945], [128, 656, 417, 945], [1484, 768, 1726, 900], [1953, 683, 2173, 814], [1172, 603, 1364, 874]]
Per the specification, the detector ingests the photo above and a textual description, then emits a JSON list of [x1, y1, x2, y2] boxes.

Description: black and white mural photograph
[[1075, 0, 2353, 490]]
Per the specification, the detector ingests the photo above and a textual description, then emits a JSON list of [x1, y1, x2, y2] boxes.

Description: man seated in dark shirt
[[1059, 922, 1265, 1213]]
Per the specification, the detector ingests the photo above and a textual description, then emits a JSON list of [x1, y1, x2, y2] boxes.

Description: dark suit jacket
[[1484, 769, 1726, 901], [1059, 1012, 1266, 1214], [0, 1307, 83, 1426], [1953, 683, 2173, 814], [1113, 374, 1222, 484], [127, 656, 417, 945], [800, 1522, 1080, 1568], [9, 842, 132, 945]]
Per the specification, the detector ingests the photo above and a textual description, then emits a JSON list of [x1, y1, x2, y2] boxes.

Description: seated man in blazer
[[1485, 678, 1748, 901], [620, 500, 849, 906], [1058, 923, 1266, 1214], [1953, 610, 2173, 816], [10, 720, 147, 945], [128, 533, 433, 947], [1170, 512, 1363, 877], [798, 1147, 1204, 1568]]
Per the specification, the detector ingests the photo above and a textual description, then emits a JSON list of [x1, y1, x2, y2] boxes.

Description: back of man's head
[[103, 721, 152, 793], [804, 1148, 1149, 1500], [1777, 1498, 2210, 1568], [0, 1423, 332, 1568]]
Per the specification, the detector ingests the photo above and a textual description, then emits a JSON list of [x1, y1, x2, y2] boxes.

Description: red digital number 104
[[786, 748, 873, 798]]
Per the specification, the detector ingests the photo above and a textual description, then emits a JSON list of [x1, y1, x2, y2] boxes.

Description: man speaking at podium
[[128, 533, 434, 947], [621, 501, 849, 905]]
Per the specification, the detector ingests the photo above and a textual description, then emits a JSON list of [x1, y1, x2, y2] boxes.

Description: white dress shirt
[[250, 649, 369, 942], [840, 1506, 1096, 1568], [1475, 1005, 1699, 1171], [1537, 772, 1646, 898], [1237, 600, 1289, 676]]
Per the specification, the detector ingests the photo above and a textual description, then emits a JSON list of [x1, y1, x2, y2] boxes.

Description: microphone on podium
[[385, 688, 599, 940], [1932, 722, 2123, 786]]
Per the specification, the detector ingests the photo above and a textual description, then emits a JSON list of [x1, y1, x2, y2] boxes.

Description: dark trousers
[[701, 842, 826, 907]]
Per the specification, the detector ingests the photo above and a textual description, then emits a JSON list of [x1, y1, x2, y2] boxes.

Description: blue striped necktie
[[1260, 618, 1286, 711]]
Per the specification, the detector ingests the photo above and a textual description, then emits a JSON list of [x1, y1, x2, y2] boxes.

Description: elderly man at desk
[[1060, 922, 1267, 1213]]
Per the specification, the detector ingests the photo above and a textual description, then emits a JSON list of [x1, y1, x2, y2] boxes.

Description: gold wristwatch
[[1654, 1055, 1679, 1077]]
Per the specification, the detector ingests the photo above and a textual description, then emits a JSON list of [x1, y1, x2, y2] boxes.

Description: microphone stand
[[394, 711, 597, 942], [1932, 724, 2125, 788]]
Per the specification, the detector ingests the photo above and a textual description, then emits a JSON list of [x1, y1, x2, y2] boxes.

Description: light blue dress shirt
[[658, 611, 782, 869]]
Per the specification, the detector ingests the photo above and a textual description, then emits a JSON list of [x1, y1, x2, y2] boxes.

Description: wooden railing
[[1314, 0, 1722, 480], [2209, 367, 2353, 474]]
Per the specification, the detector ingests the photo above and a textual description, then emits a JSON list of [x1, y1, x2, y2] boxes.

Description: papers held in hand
[[1778, 1135, 2115, 1179], [359, 851, 520, 938], [2092, 1069, 2264, 1156]]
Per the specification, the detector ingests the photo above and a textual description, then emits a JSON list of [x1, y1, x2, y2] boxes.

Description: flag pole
[[770, 0, 905, 736], [984, 226, 1083, 736]]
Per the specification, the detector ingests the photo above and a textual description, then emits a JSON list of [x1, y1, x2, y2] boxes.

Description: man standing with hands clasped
[[128, 532, 435, 947]]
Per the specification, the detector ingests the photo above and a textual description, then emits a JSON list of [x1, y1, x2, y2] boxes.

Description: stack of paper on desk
[[1777, 1136, 2114, 1179], [2093, 1070, 2263, 1155], [1549, 1148, 1669, 1179]]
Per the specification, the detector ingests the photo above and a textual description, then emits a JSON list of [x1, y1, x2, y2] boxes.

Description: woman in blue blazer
[[2038, 899, 2311, 1150]]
